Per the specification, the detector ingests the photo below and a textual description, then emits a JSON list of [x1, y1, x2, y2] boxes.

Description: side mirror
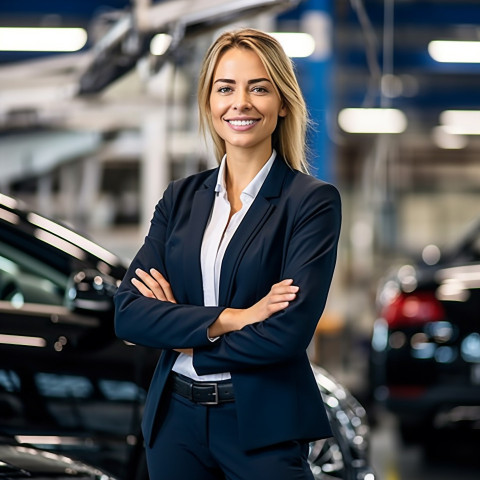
[[66, 269, 118, 313]]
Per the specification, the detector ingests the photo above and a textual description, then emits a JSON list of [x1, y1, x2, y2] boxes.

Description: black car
[[370, 217, 480, 447], [0, 193, 375, 480], [0, 435, 119, 479], [0, 193, 155, 479]]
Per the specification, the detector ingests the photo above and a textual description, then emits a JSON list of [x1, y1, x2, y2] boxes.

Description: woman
[[115, 28, 341, 480]]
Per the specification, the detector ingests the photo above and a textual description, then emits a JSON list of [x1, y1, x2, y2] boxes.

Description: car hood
[[391, 259, 480, 293], [0, 444, 116, 479]]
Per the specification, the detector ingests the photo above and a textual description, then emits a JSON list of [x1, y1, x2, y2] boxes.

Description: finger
[[271, 285, 299, 294], [131, 277, 155, 298], [273, 291, 297, 301], [135, 268, 167, 301], [271, 279, 299, 291], [267, 286, 299, 301], [266, 301, 290, 316], [150, 269, 177, 303]]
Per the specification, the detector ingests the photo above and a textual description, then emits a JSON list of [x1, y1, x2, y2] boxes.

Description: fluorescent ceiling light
[[432, 126, 467, 149], [0, 209, 20, 224], [428, 40, 480, 63], [0, 193, 18, 209], [28, 212, 119, 265], [0, 27, 87, 52], [440, 110, 480, 135], [270, 32, 315, 58], [16, 436, 85, 446], [0, 334, 46, 348], [150, 33, 172, 56], [34, 229, 86, 261], [338, 108, 407, 134]]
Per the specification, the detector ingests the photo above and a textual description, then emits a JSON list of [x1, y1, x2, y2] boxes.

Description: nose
[[233, 90, 251, 111]]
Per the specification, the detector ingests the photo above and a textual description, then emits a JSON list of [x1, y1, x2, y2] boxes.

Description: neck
[[224, 146, 272, 193]]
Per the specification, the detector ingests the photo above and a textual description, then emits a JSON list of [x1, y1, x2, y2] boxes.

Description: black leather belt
[[171, 372, 235, 405]]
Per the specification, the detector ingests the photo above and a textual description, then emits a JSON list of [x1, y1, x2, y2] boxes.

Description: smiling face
[[209, 47, 287, 160]]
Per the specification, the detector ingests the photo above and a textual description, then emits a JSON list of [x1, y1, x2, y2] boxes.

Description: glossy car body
[[0, 193, 374, 479], [0, 193, 155, 479], [370, 218, 480, 443], [0, 435, 119, 479], [309, 365, 375, 480]]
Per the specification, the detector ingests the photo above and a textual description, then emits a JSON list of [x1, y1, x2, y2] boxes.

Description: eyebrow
[[213, 77, 272, 85]]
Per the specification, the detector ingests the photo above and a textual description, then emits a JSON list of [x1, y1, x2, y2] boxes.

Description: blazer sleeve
[[193, 182, 341, 374], [114, 181, 226, 350]]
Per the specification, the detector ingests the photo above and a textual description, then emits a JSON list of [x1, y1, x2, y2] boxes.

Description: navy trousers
[[145, 390, 314, 480]]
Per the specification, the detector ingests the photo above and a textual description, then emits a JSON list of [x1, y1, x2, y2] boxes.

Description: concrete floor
[[370, 412, 480, 480]]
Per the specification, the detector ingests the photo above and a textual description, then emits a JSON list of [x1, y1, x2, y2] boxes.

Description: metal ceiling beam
[[78, 0, 301, 94]]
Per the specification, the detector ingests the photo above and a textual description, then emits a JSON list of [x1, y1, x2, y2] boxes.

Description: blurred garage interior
[[1, 1, 480, 479]]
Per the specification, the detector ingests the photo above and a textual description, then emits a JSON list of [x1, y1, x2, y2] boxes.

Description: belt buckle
[[199, 382, 219, 405]]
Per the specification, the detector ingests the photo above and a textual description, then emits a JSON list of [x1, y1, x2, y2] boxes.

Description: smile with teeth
[[227, 119, 257, 126]]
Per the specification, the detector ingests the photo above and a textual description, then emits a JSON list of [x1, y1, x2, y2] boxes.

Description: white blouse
[[172, 150, 276, 381]]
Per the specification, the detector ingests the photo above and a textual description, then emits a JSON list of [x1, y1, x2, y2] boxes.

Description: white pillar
[[140, 109, 169, 238], [77, 155, 102, 229], [59, 163, 78, 224], [37, 174, 54, 217]]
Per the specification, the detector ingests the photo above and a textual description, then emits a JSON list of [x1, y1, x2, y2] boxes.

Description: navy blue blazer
[[114, 156, 341, 451]]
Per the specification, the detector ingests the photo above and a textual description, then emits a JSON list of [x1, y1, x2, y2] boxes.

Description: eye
[[252, 85, 268, 94], [217, 86, 232, 94]]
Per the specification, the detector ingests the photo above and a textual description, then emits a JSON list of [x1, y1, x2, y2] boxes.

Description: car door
[[0, 208, 157, 477]]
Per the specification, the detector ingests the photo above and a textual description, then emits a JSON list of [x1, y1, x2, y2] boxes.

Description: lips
[[224, 118, 260, 132], [227, 119, 257, 126]]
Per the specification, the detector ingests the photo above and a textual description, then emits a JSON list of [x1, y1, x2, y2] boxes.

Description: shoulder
[[272, 156, 340, 205], [154, 167, 217, 216], [286, 169, 341, 209], [159, 167, 217, 203], [284, 172, 342, 234]]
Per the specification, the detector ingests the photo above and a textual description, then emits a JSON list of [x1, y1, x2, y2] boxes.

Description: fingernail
[[150, 268, 157, 274]]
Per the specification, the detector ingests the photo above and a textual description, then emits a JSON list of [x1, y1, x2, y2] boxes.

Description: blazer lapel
[[182, 170, 217, 306], [218, 157, 289, 305]]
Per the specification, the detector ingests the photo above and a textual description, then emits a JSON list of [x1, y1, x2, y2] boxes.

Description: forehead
[[213, 47, 269, 79]]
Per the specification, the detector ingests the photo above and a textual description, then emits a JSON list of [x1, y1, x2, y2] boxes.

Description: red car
[[370, 218, 480, 449]]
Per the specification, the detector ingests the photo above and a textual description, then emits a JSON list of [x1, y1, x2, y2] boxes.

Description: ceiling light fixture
[[428, 40, 480, 63], [150, 33, 173, 56], [440, 110, 480, 135], [28, 212, 119, 265], [338, 108, 407, 134], [269, 32, 315, 58], [432, 126, 467, 149], [0, 27, 87, 52], [0, 334, 46, 348]]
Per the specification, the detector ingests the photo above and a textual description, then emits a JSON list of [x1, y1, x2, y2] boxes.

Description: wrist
[[210, 308, 239, 336]]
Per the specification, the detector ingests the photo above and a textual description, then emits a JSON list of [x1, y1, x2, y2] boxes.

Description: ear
[[279, 104, 287, 118]]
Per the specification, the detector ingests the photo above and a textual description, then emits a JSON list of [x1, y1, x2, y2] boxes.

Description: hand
[[248, 279, 299, 323], [131, 268, 177, 303], [132, 269, 188, 353], [209, 279, 299, 337]]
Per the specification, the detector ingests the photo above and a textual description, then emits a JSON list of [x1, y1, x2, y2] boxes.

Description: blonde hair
[[197, 28, 309, 173]]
